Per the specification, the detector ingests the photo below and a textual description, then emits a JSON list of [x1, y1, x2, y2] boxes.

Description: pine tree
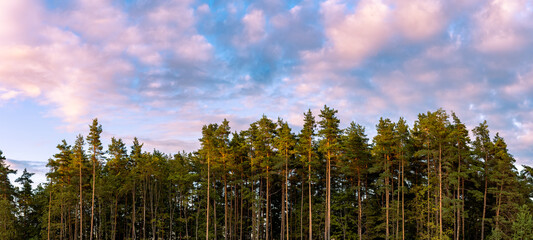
[[342, 121, 370, 240], [15, 168, 35, 239], [72, 134, 86, 240], [3, 108, 533, 240], [0, 150, 17, 240], [129, 137, 143, 239], [86, 119, 103, 240], [393, 118, 410, 240], [298, 109, 316, 240], [318, 105, 341, 240], [254, 115, 276, 240], [215, 119, 232, 240], [490, 134, 520, 236], [511, 205, 533, 240], [447, 112, 470, 240], [372, 118, 395, 240], [473, 121, 492, 240], [276, 119, 296, 240], [107, 137, 128, 240], [200, 123, 218, 240]]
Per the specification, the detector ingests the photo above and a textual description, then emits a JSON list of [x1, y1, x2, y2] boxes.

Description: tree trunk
[[169, 187, 174, 240], [386, 154, 390, 240], [214, 189, 217, 240], [402, 154, 405, 240], [357, 167, 362, 240], [461, 178, 465, 240], [251, 169, 256, 240], [300, 180, 303, 240], [396, 161, 400, 240], [196, 196, 200, 240], [225, 163, 228, 240], [495, 182, 503, 229], [266, 167, 269, 240], [285, 147, 289, 240], [241, 158, 244, 240], [113, 194, 118, 240], [60, 189, 64, 240], [207, 153, 210, 240], [143, 176, 147, 240], [132, 181, 136, 240], [439, 144, 443, 240], [282, 169, 285, 240], [308, 144, 312, 240], [427, 141, 430, 240], [456, 151, 461, 240], [90, 156, 96, 240], [481, 152, 488, 240], [48, 188, 52, 240], [324, 140, 331, 240], [150, 180, 155, 240], [80, 161, 83, 240]]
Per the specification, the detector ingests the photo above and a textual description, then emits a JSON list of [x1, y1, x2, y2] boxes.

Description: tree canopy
[[1, 108, 533, 240]]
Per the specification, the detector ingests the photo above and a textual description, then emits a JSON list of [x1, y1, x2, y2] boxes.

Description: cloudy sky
[[1, 0, 533, 184]]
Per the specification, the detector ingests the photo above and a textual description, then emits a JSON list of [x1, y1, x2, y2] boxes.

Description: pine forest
[[1, 107, 533, 240]]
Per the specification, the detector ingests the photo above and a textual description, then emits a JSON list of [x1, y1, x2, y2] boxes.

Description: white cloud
[[473, 0, 533, 53], [393, 0, 447, 41], [241, 9, 267, 45]]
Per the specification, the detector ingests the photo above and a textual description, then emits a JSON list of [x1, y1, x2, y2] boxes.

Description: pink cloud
[[473, 0, 533, 53], [241, 9, 267, 45], [0, 0, 215, 131], [314, 0, 392, 68], [393, 0, 447, 41]]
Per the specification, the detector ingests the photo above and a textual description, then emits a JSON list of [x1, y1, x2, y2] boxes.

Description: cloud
[[6, 159, 48, 188], [2, 0, 533, 169], [472, 0, 533, 53], [0, 0, 215, 130], [241, 9, 266, 45], [393, 0, 447, 41], [302, 0, 392, 71]]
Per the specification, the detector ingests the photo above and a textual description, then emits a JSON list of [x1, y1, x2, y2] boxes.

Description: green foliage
[[511, 205, 533, 240], [2, 109, 533, 240]]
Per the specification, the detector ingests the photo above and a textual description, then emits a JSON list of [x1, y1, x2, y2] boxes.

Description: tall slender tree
[[342, 122, 370, 240], [200, 123, 218, 240], [15, 168, 35, 239], [72, 135, 86, 240], [473, 121, 492, 240], [86, 119, 103, 240], [215, 120, 231, 240], [318, 105, 341, 240], [373, 118, 395, 240], [298, 109, 316, 240], [276, 119, 296, 240], [0, 150, 17, 240]]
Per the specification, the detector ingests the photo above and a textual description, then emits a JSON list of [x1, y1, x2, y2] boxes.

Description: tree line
[[1, 107, 533, 240]]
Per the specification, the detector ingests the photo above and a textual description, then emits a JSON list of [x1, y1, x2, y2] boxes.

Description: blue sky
[[1, 0, 533, 185]]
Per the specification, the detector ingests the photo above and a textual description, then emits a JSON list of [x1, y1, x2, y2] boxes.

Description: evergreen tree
[[342, 121, 371, 240], [200, 123, 218, 240], [473, 121, 493, 240], [107, 137, 128, 240], [86, 118, 103, 240], [2, 109, 533, 240], [298, 109, 316, 240], [0, 150, 17, 240], [275, 119, 296, 240], [15, 168, 35, 239], [511, 205, 533, 240], [372, 118, 395, 240], [72, 134, 86, 240], [318, 105, 341, 240]]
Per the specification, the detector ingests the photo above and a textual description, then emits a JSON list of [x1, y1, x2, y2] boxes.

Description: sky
[[1, 0, 533, 185]]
